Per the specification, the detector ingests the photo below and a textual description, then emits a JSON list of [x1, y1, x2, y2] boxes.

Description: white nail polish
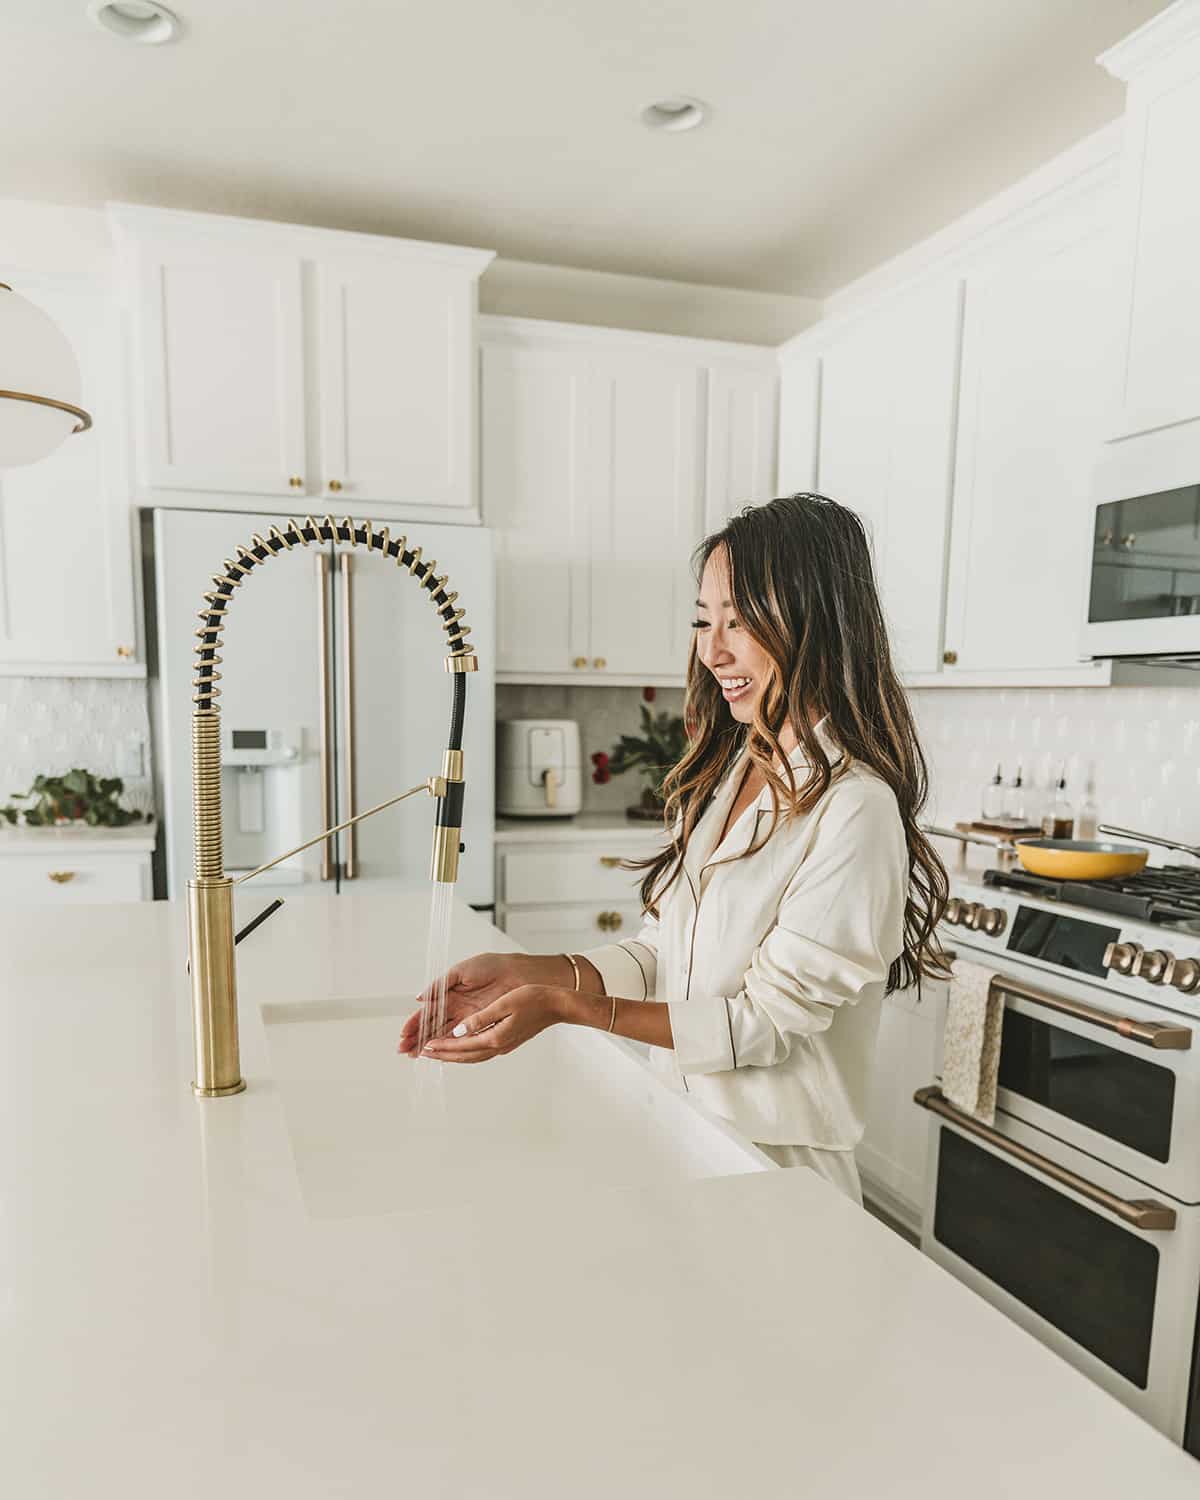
[[452, 1022, 467, 1037]]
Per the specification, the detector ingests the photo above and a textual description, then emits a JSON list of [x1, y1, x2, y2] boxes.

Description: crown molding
[[1097, 0, 1200, 81]]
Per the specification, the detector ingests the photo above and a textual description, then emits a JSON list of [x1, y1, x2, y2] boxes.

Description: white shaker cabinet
[[1100, 12, 1200, 442], [942, 220, 1114, 673], [587, 353, 704, 677], [783, 279, 963, 676], [111, 204, 493, 514], [482, 317, 776, 683], [0, 273, 140, 675]]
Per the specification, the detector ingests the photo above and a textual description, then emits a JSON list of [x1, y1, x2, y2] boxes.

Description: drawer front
[[500, 902, 646, 955], [0, 854, 150, 906], [500, 846, 651, 906]]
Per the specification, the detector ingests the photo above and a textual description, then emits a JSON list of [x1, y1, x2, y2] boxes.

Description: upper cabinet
[[481, 319, 777, 682], [943, 214, 1115, 674], [110, 205, 493, 515], [0, 271, 139, 676], [778, 279, 963, 676], [1100, 10, 1200, 442]]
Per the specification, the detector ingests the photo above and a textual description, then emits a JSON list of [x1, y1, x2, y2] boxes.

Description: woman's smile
[[718, 674, 754, 703]]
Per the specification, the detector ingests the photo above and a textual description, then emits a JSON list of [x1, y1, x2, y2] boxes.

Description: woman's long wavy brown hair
[[636, 493, 950, 992]]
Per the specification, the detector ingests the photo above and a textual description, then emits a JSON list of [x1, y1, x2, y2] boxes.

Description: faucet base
[[192, 1079, 248, 1098]]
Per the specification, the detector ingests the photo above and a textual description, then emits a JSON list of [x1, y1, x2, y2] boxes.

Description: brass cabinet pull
[[339, 551, 358, 879], [288, 476, 304, 489], [115, 644, 134, 659], [914, 1086, 1177, 1231], [315, 553, 334, 882], [942, 649, 958, 665], [994, 974, 1192, 1050], [47, 870, 77, 884], [327, 479, 343, 493], [573, 657, 588, 669], [593, 657, 607, 670], [599, 856, 622, 868]]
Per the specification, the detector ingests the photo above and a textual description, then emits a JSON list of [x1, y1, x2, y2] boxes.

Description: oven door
[[982, 959, 1200, 1204], [917, 1090, 1200, 1443], [1083, 483, 1200, 659]]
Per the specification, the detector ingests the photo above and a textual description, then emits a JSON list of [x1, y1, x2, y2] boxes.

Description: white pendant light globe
[[0, 285, 92, 469]]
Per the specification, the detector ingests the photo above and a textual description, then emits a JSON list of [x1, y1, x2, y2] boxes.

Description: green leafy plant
[[593, 705, 688, 815], [0, 769, 152, 829]]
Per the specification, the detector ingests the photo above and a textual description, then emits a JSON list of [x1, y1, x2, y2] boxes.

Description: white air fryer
[[497, 719, 583, 818]]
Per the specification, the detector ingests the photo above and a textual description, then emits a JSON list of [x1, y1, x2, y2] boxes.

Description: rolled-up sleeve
[[670, 779, 906, 1076], [580, 911, 659, 1001]]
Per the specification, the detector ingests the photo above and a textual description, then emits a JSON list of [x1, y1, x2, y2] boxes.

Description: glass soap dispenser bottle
[[1004, 764, 1026, 821], [1041, 769, 1074, 840], [982, 763, 1005, 820]]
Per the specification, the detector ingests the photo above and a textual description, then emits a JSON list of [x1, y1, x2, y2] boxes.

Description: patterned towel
[[942, 959, 1004, 1125]]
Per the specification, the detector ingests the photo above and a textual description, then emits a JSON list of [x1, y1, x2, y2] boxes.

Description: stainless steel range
[[917, 850, 1200, 1455]]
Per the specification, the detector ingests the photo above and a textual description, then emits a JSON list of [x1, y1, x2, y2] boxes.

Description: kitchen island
[[2, 885, 1196, 1497]]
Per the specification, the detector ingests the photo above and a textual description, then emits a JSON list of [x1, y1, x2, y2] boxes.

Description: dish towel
[[942, 959, 1004, 1125]]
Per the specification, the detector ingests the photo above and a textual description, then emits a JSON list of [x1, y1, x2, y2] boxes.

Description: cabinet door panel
[[944, 230, 1111, 671], [588, 359, 704, 677], [135, 243, 305, 495], [319, 261, 474, 509], [481, 343, 589, 673], [0, 276, 137, 669], [1111, 63, 1200, 438], [818, 281, 962, 675], [501, 901, 645, 955], [704, 365, 778, 530]]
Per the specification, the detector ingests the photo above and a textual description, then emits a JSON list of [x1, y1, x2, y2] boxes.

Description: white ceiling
[[3, 0, 1171, 296]]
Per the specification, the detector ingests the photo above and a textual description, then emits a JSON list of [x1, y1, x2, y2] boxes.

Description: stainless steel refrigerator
[[148, 507, 495, 907]]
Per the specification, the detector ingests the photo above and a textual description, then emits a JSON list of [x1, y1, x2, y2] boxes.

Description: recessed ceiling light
[[87, 0, 182, 45], [640, 97, 709, 133]]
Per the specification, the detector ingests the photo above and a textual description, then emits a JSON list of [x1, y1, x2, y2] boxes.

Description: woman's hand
[[396, 951, 568, 1055], [419, 984, 568, 1064]]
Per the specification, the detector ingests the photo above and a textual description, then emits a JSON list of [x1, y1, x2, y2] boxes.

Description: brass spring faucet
[[187, 515, 479, 1098]]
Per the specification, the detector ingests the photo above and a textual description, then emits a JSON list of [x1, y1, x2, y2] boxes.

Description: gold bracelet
[[607, 995, 618, 1033], [562, 952, 581, 992]]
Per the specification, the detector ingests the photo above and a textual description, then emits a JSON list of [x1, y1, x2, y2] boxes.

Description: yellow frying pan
[[1014, 838, 1148, 881]]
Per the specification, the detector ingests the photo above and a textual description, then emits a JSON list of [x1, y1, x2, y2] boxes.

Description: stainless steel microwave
[[1083, 481, 1200, 664]]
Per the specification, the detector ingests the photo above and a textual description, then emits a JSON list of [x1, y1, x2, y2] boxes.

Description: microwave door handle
[[316, 552, 335, 882], [339, 551, 358, 880], [914, 1087, 1177, 1231], [994, 975, 1192, 1050]]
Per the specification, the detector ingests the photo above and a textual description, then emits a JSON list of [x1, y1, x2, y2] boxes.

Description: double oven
[[917, 885, 1200, 1451]]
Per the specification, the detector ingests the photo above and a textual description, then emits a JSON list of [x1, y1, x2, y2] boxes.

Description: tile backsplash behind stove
[[500, 681, 1200, 846]]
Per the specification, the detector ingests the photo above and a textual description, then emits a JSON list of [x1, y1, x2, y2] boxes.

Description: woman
[[399, 493, 949, 1204]]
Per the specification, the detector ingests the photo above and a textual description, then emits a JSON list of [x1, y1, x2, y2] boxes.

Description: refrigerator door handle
[[316, 552, 335, 881], [339, 550, 358, 879]]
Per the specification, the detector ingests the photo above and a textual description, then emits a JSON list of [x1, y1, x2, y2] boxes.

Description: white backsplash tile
[[0, 677, 154, 818]]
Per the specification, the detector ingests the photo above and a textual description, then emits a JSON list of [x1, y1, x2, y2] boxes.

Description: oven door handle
[[993, 975, 1192, 1050], [914, 1087, 1178, 1232]]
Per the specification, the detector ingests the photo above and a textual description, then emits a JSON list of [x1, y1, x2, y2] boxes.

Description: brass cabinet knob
[[327, 479, 343, 493], [47, 870, 77, 884], [573, 657, 588, 669], [115, 644, 134, 659], [609, 911, 623, 931], [943, 649, 958, 665], [288, 475, 304, 489], [593, 657, 607, 670], [596, 911, 610, 931]]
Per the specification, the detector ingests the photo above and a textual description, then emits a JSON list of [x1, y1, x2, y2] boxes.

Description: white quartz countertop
[[2, 885, 1196, 1497], [496, 811, 666, 843], [0, 821, 156, 852]]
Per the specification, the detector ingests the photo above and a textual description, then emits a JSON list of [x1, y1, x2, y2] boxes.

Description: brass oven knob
[[1104, 941, 1142, 976], [962, 902, 985, 930], [1164, 956, 1200, 994], [943, 898, 964, 926], [1134, 949, 1171, 984], [979, 906, 1008, 937]]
